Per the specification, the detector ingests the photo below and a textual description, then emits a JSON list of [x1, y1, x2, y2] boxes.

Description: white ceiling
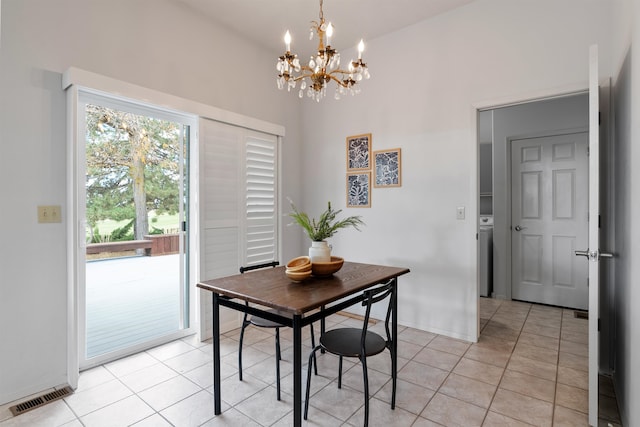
[[175, 0, 475, 58]]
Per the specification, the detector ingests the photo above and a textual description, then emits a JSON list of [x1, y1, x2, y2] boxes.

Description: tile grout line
[[478, 300, 532, 426], [549, 308, 565, 425], [404, 327, 440, 423]]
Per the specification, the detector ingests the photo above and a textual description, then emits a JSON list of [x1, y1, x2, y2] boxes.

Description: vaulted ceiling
[[176, 0, 475, 58]]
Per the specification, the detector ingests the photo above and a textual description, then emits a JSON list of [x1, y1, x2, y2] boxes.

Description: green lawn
[[90, 213, 180, 239]]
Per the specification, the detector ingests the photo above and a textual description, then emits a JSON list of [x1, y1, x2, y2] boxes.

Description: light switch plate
[[456, 206, 465, 220], [38, 205, 62, 223]]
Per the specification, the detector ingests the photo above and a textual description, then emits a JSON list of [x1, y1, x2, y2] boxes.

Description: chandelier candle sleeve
[[276, 0, 370, 101]]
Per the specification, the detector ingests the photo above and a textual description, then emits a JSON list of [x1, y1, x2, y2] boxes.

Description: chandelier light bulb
[[326, 22, 333, 46], [284, 31, 292, 51], [358, 39, 365, 59]]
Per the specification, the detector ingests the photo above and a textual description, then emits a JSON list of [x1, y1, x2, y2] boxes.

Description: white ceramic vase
[[309, 240, 331, 263]]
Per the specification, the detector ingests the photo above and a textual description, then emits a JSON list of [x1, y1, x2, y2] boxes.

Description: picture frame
[[346, 133, 372, 171], [374, 148, 402, 187], [346, 172, 371, 208]]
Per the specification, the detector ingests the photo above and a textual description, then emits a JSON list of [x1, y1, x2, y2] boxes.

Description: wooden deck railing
[[86, 234, 180, 256]]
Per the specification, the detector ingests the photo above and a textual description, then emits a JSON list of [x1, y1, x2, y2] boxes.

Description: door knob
[[514, 225, 527, 231], [575, 250, 614, 260], [575, 250, 589, 258]]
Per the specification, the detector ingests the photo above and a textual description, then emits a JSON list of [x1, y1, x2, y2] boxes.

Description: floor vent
[[9, 387, 73, 416], [574, 310, 589, 319]]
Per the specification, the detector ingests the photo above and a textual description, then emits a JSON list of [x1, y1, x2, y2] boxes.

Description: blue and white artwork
[[346, 134, 371, 170], [374, 149, 402, 187], [347, 172, 371, 207]]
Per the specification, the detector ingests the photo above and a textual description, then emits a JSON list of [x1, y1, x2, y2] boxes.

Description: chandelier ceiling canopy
[[276, 0, 370, 102]]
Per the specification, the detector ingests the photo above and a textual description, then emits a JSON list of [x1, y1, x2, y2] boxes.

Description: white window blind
[[244, 132, 278, 266]]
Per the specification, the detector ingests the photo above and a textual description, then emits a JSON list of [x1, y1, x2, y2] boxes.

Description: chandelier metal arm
[[325, 70, 355, 88], [288, 66, 356, 87]]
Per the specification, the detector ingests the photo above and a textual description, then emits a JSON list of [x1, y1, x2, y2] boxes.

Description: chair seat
[[320, 328, 387, 358], [248, 309, 289, 328]]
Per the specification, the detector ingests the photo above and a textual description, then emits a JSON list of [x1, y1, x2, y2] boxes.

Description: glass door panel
[[81, 95, 192, 367]]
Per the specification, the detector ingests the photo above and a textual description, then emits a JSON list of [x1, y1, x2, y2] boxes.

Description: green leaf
[[288, 200, 364, 241]]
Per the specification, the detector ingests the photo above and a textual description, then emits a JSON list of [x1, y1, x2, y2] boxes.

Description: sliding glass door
[[79, 91, 195, 368]]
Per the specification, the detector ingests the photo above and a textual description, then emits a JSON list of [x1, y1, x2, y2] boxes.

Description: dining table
[[197, 261, 410, 427]]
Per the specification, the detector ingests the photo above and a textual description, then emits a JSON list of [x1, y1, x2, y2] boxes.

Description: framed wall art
[[346, 172, 371, 208], [346, 133, 372, 171], [374, 148, 402, 187]]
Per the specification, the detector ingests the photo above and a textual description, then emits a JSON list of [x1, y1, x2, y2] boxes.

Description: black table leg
[[391, 278, 398, 409], [320, 305, 326, 354], [293, 314, 302, 427], [212, 292, 221, 414]]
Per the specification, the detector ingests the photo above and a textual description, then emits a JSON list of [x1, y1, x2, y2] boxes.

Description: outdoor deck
[[85, 254, 182, 358]]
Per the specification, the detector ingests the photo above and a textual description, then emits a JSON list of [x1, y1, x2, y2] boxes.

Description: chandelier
[[276, 0, 370, 101]]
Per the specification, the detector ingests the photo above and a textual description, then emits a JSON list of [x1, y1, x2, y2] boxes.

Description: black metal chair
[[238, 261, 316, 401], [304, 281, 396, 426]]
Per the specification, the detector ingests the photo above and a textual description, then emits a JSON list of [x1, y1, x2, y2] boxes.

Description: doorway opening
[[79, 91, 196, 368], [477, 93, 589, 308]]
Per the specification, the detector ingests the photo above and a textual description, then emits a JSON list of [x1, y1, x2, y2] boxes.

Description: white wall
[[610, 0, 639, 425], [0, 0, 303, 405], [300, 0, 613, 341]]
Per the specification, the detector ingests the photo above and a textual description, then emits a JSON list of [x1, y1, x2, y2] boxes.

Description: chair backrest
[[239, 262, 279, 310], [360, 280, 395, 346], [239, 261, 279, 274]]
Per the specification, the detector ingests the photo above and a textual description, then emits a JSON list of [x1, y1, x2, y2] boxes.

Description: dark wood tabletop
[[197, 261, 410, 315]]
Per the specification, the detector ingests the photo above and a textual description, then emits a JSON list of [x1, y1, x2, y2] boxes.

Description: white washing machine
[[479, 216, 493, 297]]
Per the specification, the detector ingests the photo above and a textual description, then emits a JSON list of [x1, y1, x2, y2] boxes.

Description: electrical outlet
[[456, 206, 465, 220], [38, 205, 62, 223]]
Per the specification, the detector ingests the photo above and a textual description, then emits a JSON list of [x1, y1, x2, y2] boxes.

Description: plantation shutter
[[199, 119, 241, 337], [243, 132, 278, 266], [199, 121, 280, 338]]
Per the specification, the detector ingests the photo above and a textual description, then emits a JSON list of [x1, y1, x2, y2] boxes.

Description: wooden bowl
[[286, 256, 312, 272], [285, 269, 312, 282], [312, 256, 344, 276]]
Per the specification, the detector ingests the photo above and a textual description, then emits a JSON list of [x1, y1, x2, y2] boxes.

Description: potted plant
[[288, 200, 365, 262]]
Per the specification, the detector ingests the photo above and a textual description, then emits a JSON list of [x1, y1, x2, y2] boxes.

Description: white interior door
[[582, 43, 603, 427], [510, 132, 589, 309]]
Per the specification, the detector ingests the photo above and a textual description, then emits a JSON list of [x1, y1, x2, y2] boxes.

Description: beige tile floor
[[0, 299, 623, 426]]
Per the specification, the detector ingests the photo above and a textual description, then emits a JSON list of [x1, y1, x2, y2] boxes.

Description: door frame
[[472, 83, 589, 343], [64, 70, 201, 387], [473, 86, 588, 316], [77, 90, 198, 369]]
